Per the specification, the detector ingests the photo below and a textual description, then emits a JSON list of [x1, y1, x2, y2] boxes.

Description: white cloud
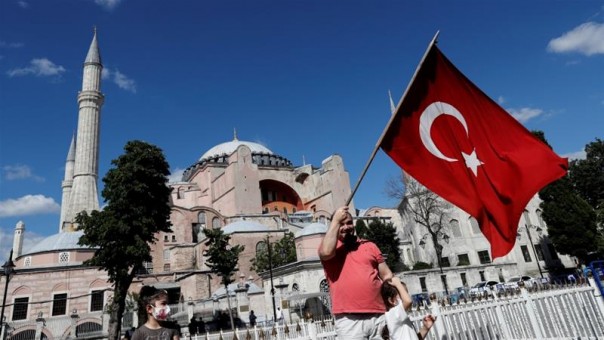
[[102, 68, 137, 92], [113, 69, 137, 92], [7, 58, 66, 77], [3, 164, 44, 182], [17, 1, 29, 9], [548, 22, 604, 56], [0, 195, 60, 217], [563, 150, 586, 161], [0, 40, 24, 48], [94, 0, 122, 10], [506, 107, 544, 123], [168, 168, 185, 183], [497, 96, 505, 105]]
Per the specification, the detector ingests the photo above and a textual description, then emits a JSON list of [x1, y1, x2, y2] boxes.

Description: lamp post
[[1, 249, 16, 337], [525, 224, 544, 278], [266, 235, 277, 323]]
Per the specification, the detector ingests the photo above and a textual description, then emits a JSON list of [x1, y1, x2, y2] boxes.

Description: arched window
[[450, 219, 462, 237], [292, 283, 299, 292], [469, 217, 481, 234], [177, 187, 185, 199], [256, 241, 267, 258], [198, 211, 206, 228], [212, 217, 221, 229]]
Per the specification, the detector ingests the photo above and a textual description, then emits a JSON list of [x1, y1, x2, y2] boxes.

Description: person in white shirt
[[276, 307, 283, 324], [380, 277, 435, 340]]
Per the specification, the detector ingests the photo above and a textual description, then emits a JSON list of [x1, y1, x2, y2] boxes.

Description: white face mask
[[152, 305, 171, 321]]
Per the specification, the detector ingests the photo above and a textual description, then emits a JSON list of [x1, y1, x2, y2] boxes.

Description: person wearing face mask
[[132, 286, 180, 340], [318, 206, 395, 340]]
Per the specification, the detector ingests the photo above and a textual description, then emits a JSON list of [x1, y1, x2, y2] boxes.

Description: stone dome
[[295, 222, 327, 238], [23, 231, 93, 255], [199, 138, 272, 162]]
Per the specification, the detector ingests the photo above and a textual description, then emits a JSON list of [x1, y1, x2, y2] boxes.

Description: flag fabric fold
[[380, 44, 568, 258]]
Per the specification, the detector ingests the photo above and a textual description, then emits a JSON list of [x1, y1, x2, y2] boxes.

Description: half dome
[[295, 222, 327, 238], [23, 231, 93, 255]]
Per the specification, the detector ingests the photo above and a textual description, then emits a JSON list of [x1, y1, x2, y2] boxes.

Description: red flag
[[381, 45, 568, 258]]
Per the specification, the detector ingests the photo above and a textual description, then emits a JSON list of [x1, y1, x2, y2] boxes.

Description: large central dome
[[199, 137, 273, 161]]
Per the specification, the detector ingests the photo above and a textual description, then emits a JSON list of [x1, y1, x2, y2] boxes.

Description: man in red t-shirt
[[318, 206, 394, 339]]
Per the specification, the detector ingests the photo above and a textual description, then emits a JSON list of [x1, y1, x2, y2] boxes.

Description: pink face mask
[[152, 305, 171, 320]]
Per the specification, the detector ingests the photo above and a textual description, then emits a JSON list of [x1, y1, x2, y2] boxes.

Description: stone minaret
[[60, 135, 76, 232], [13, 221, 25, 259], [64, 29, 104, 230]]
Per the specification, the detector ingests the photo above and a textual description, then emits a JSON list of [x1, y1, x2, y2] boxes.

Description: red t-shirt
[[320, 239, 386, 314]]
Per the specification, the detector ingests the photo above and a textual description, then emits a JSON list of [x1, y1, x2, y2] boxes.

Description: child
[[132, 286, 180, 340], [381, 277, 436, 340]]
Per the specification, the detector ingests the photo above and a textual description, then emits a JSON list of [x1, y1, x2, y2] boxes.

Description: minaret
[[60, 134, 76, 232], [13, 221, 25, 259], [65, 28, 104, 229]]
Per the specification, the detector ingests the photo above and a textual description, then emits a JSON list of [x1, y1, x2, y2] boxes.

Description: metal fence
[[186, 282, 604, 340]]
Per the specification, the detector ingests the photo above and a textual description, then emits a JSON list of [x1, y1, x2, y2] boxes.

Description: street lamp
[[1, 249, 16, 337], [266, 235, 277, 323], [525, 224, 544, 278]]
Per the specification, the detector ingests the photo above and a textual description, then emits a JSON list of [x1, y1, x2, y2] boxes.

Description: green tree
[[76, 140, 172, 340], [540, 177, 598, 262], [364, 219, 404, 271], [535, 133, 603, 262], [355, 219, 369, 238], [250, 232, 296, 273], [203, 228, 244, 331]]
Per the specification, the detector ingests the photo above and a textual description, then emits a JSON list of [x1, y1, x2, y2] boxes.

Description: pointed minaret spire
[[85, 26, 102, 65], [233, 128, 238, 141], [65, 30, 105, 230], [60, 134, 76, 231], [388, 90, 396, 115]]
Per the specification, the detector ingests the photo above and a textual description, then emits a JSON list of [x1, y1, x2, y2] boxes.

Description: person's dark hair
[[381, 281, 398, 309], [137, 286, 168, 324]]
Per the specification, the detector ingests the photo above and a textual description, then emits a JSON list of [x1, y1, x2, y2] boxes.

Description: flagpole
[[345, 31, 440, 206]]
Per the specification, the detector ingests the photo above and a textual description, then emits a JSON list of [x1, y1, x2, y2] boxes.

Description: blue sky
[[1, 0, 603, 262]]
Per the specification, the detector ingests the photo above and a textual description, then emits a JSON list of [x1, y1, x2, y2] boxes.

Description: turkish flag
[[381, 45, 568, 258]]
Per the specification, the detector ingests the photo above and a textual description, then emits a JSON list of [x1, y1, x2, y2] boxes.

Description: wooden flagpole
[[345, 31, 440, 206]]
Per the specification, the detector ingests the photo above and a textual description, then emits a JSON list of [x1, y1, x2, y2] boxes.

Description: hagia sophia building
[[2, 30, 355, 338]]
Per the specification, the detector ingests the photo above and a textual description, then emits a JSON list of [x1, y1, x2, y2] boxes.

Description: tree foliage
[[364, 219, 404, 271], [250, 232, 297, 272], [76, 140, 172, 340], [203, 228, 245, 330], [538, 136, 604, 262]]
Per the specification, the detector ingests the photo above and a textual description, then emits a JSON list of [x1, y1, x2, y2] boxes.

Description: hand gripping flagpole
[[345, 31, 440, 206]]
